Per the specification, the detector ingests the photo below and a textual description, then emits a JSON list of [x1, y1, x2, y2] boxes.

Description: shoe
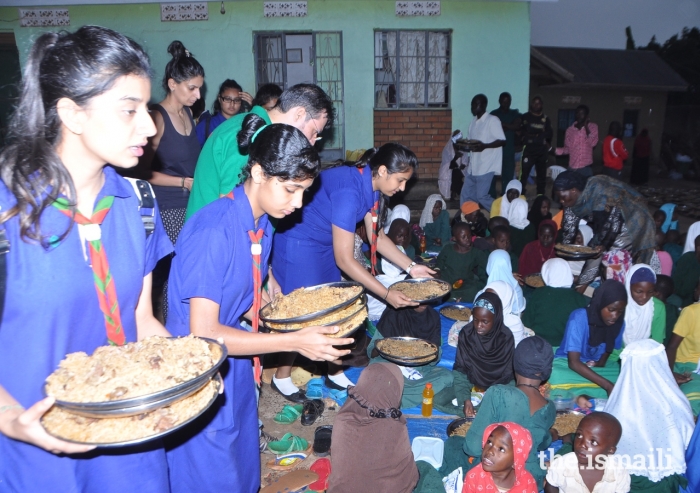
[[268, 432, 310, 455], [309, 458, 331, 491], [301, 399, 324, 427], [271, 379, 307, 403], [312, 425, 332, 457], [273, 403, 304, 424], [259, 428, 279, 453], [305, 377, 324, 399], [324, 375, 347, 391]]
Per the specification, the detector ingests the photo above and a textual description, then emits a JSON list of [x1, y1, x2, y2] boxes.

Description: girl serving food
[[0, 26, 173, 491]]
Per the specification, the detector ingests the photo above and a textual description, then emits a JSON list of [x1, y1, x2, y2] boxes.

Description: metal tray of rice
[[45, 336, 226, 415], [524, 273, 545, 288], [554, 243, 599, 260], [259, 282, 365, 324], [41, 374, 221, 447], [440, 305, 472, 321], [264, 296, 367, 332], [375, 337, 438, 365], [389, 278, 451, 303]]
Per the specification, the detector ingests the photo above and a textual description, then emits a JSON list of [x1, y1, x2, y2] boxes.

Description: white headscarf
[[499, 180, 523, 220], [578, 223, 594, 245], [622, 264, 656, 346], [419, 194, 447, 229], [485, 250, 526, 313], [541, 258, 573, 288], [606, 339, 694, 482], [482, 280, 525, 346], [507, 198, 530, 230], [568, 224, 594, 276], [384, 204, 411, 234], [683, 221, 700, 254]]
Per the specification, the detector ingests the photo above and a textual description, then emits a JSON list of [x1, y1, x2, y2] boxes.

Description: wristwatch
[[405, 261, 417, 275]]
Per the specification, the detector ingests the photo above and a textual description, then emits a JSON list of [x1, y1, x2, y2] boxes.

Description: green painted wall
[[0, 0, 530, 151]]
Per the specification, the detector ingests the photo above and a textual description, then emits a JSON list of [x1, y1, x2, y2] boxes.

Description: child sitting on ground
[[545, 413, 630, 493], [518, 220, 558, 276], [655, 229, 673, 276], [508, 199, 536, 257], [436, 222, 488, 302], [664, 229, 683, 265], [472, 216, 508, 254], [463, 422, 538, 493], [672, 235, 700, 307], [455, 201, 488, 237], [653, 209, 666, 231], [420, 194, 451, 252], [367, 218, 411, 320], [491, 225, 520, 273]]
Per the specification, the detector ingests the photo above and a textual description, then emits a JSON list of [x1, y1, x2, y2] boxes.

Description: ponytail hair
[[346, 142, 419, 177], [0, 25, 151, 242], [237, 114, 320, 182], [162, 40, 205, 93]]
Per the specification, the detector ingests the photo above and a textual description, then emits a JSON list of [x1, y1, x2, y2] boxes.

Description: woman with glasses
[[195, 79, 253, 146]]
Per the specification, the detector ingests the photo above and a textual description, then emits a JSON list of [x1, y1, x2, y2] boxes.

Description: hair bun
[[167, 40, 187, 59]]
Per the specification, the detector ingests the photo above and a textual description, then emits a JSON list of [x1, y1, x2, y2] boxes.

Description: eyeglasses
[[311, 118, 323, 142], [220, 96, 242, 104]]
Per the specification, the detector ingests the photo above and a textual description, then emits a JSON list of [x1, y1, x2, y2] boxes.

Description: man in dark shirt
[[520, 96, 553, 196]]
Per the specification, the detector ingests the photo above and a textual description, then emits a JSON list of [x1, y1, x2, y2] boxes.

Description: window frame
[[374, 29, 452, 110]]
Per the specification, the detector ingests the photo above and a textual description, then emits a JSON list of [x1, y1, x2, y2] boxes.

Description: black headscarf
[[377, 305, 441, 349], [527, 195, 553, 232], [586, 280, 627, 353], [553, 170, 588, 192], [454, 291, 514, 388], [513, 335, 554, 382]]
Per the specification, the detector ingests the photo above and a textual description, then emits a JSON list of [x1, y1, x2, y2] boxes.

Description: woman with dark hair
[[527, 195, 552, 233], [0, 26, 173, 490], [195, 79, 253, 146], [146, 40, 204, 245], [252, 83, 283, 111], [550, 280, 628, 398], [270, 143, 434, 400], [165, 114, 352, 492]]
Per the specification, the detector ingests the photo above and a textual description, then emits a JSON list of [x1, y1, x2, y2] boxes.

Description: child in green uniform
[[436, 222, 488, 302]]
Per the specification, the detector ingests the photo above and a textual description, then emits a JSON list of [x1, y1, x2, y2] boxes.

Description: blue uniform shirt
[[272, 165, 379, 292], [555, 308, 624, 362], [166, 185, 271, 493], [0, 167, 173, 492]]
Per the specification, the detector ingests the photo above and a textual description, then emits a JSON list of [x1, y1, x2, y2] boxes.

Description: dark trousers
[[521, 146, 549, 195]]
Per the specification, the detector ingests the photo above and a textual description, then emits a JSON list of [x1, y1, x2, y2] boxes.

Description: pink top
[[657, 250, 673, 276], [555, 122, 599, 169]]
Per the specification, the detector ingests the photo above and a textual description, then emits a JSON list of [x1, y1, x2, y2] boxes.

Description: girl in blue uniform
[[165, 114, 353, 493], [0, 27, 173, 492], [271, 143, 434, 398]]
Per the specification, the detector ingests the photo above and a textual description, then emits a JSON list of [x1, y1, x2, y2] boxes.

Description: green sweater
[[185, 106, 270, 220], [436, 244, 488, 302], [672, 251, 700, 307], [521, 286, 589, 346]]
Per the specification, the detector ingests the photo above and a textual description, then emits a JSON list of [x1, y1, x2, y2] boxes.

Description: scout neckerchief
[[53, 196, 125, 346], [358, 167, 380, 276], [225, 190, 263, 385]]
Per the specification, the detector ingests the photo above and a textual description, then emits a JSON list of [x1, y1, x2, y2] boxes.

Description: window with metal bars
[[374, 30, 451, 109]]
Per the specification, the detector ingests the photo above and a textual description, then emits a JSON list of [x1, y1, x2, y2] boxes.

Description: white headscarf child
[[568, 223, 594, 276], [481, 280, 525, 346], [541, 258, 574, 288], [485, 250, 526, 313], [499, 180, 522, 220], [683, 221, 700, 254], [622, 264, 656, 346], [419, 194, 447, 229], [384, 204, 411, 234], [507, 198, 530, 230], [606, 339, 694, 482]]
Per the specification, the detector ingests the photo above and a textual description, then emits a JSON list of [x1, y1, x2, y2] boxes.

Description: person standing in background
[[520, 96, 553, 196], [555, 105, 598, 178], [460, 94, 505, 210], [602, 121, 628, 179], [630, 128, 652, 185], [195, 79, 253, 147], [490, 92, 521, 185]]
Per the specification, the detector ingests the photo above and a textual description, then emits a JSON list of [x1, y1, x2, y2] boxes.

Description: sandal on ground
[[301, 398, 325, 427], [273, 404, 303, 424], [268, 432, 310, 455], [312, 425, 332, 457], [309, 457, 331, 491], [328, 388, 348, 407], [270, 379, 307, 403], [305, 377, 324, 399]]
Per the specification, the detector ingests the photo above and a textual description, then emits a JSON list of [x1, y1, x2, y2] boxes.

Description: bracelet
[[383, 287, 390, 300], [405, 261, 416, 275], [0, 404, 23, 414], [181, 177, 186, 189]]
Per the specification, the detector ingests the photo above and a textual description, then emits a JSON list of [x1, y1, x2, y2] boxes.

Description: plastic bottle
[[420, 235, 427, 254], [421, 383, 434, 417]]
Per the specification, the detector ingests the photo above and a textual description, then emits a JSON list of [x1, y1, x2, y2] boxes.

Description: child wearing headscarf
[[567, 224, 594, 278], [518, 219, 558, 276], [435, 292, 515, 416], [486, 250, 526, 314], [420, 194, 451, 252], [490, 179, 525, 219], [673, 230, 700, 307], [367, 304, 453, 409], [522, 259, 589, 346], [463, 336, 556, 490], [606, 339, 694, 493], [481, 280, 526, 346], [621, 264, 665, 347], [463, 423, 538, 493], [527, 195, 553, 233], [550, 280, 628, 398], [328, 363, 419, 493], [508, 199, 536, 257]]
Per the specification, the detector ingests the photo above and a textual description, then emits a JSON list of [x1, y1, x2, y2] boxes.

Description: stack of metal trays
[[375, 337, 439, 367]]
